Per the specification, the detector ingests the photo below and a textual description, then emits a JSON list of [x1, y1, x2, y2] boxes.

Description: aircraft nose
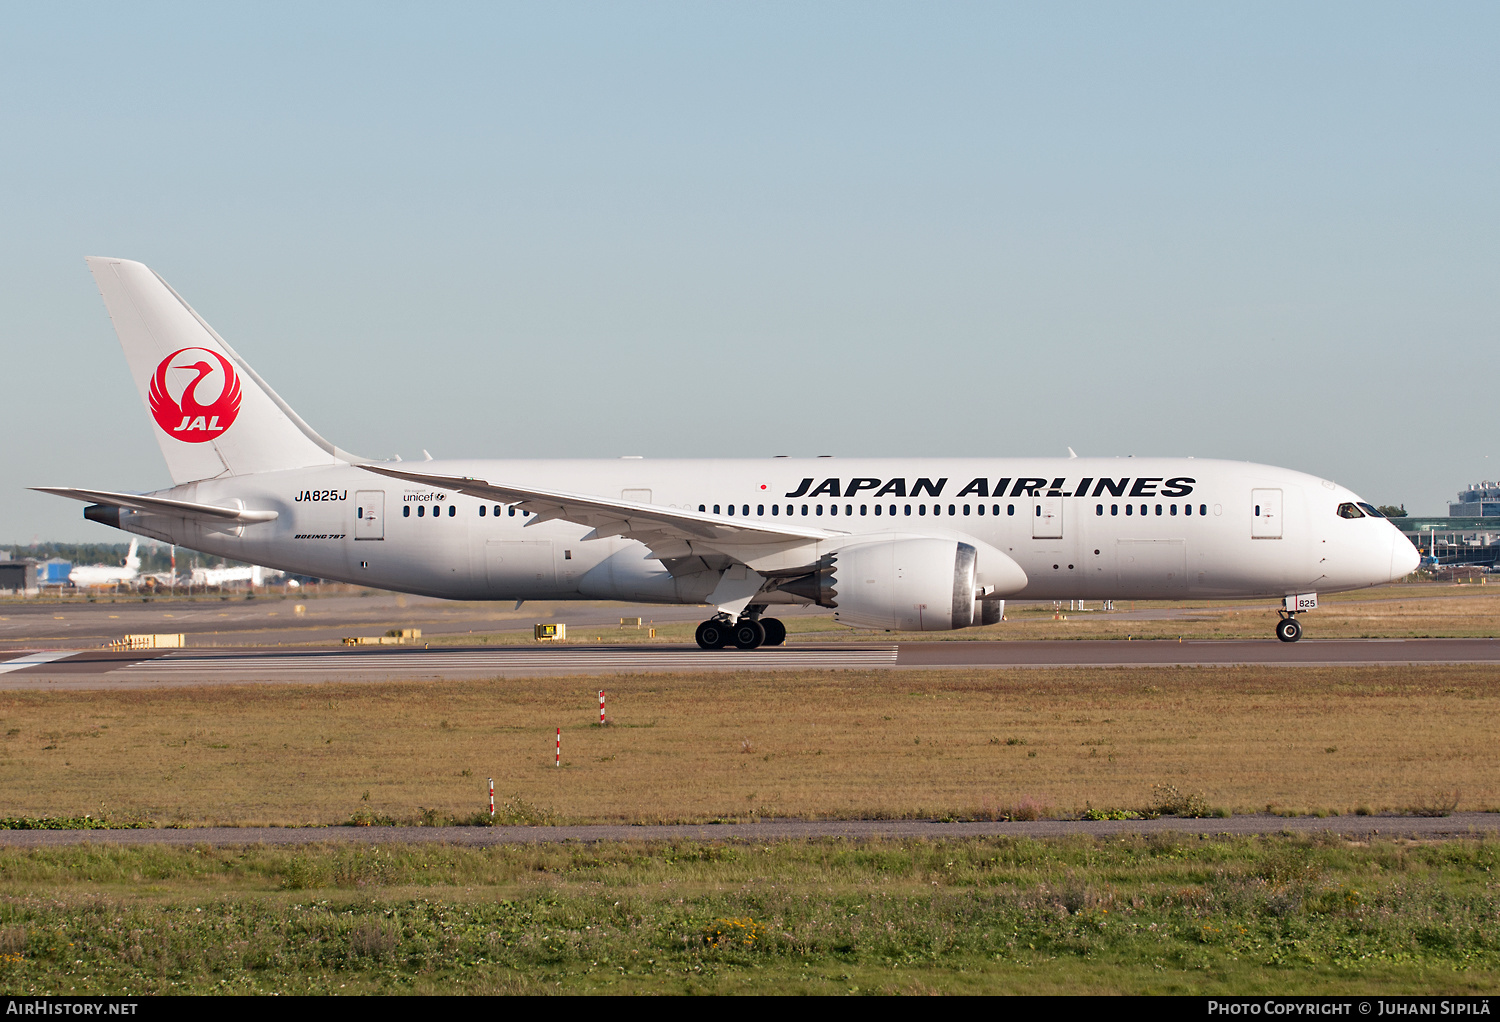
[[1391, 528, 1420, 580]]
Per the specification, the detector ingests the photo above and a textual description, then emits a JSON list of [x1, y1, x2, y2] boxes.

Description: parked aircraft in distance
[[189, 564, 282, 587], [36, 258, 1419, 647], [67, 537, 141, 588]]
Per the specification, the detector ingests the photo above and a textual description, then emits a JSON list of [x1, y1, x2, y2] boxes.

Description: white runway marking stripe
[[0, 650, 76, 674], [120, 647, 899, 672]]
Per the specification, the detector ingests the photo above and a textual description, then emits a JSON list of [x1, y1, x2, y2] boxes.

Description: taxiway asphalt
[[2, 813, 1496, 848], [0, 637, 1493, 688]]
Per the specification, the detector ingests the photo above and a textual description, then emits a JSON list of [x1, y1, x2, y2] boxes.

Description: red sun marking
[[148, 347, 242, 443], [760, 484, 767, 490]]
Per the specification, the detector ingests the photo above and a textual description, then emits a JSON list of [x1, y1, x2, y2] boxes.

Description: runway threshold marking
[[117, 646, 901, 672], [0, 650, 76, 674]]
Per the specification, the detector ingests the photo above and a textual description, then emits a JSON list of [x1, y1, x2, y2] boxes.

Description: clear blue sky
[[2, 2, 1496, 542]]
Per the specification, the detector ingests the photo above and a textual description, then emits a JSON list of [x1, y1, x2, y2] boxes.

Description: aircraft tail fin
[[124, 538, 140, 572], [86, 257, 365, 484]]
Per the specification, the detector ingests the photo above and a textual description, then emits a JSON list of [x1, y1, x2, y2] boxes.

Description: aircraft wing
[[31, 487, 279, 524], [360, 467, 842, 551]]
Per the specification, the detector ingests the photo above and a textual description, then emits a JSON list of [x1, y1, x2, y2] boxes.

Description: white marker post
[[555, 727, 561, 768], [488, 777, 495, 818], [599, 690, 605, 725]]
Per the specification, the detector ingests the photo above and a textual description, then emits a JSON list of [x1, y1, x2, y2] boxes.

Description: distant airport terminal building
[[1451, 482, 1500, 518], [1399, 482, 1500, 568]]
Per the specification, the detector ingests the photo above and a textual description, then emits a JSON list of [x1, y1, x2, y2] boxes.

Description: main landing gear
[[1275, 613, 1303, 643], [695, 615, 786, 650]]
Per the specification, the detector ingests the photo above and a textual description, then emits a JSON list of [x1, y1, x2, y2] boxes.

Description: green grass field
[[3, 665, 1499, 827], [2, 835, 1499, 994]]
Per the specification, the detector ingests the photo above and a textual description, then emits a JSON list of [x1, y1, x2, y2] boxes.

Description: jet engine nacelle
[[801, 534, 1025, 632]]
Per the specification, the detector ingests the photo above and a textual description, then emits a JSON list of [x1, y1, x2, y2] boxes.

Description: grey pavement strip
[[118, 646, 901, 672], [2, 813, 1496, 848]]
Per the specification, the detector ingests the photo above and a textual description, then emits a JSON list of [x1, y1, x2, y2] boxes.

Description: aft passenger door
[[354, 490, 384, 541], [1033, 496, 1063, 539], [1251, 489, 1282, 539]]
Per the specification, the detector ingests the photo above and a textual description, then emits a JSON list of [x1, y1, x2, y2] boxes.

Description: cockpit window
[[1356, 502, 1385, 518], [1337, 502, 1365, 519]]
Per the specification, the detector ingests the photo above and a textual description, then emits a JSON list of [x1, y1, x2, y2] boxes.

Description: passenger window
[[1170, 504, 1177, 516], [1140, 505, 1148, 516], [846, 504, 853, 516], [449, 505, 456, 517], [829, 504, 837, 516], [919, 504, 927, 516], [860, 505, 868, 516], [1155, 504, 1162, 516], [977, 504, 985, 516], [1255, 505, 1261, 516], [1184, 504, 1192, 516], [905, 505, 912, 516], [1035, 506, 1041, 517], [1096, 504, 1103, 516], [1200, 504, 1207, 516], [816, 505, 823, 516], [874, 505, 882, 516], [757, 504, 764, 516], [403, 506, 410, 518], [509, 506, 516, 517], [892, 505, 899, 516], [1125, 505, 1132, 516], [714, 504, 721, 514], [727, 504, 734, 516], [1006, 504, 1014, 516], [493, 505, 501, 517], [417, 505, 425, 517], [801, 505, 808, 515], [771, 505, 779, 516], [948, 504, 956, 516], [963, 504, 971, 516], [699, 504, 706, 512], [1111, 504, 1118, 516], [742, 505, 749, 516], [1337, 502, 1365, 519], [477, 505, 483, 517]]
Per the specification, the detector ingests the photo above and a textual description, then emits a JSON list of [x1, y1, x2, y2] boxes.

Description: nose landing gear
[[1275, 614, 1302, 643], [1275, 593, 1316, 643]]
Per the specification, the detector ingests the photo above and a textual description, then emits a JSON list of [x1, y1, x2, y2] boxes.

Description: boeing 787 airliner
[[35, 258, 1419, 648]]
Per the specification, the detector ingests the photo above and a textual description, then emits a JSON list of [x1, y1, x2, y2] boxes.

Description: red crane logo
[[148, 347, 242, 443]]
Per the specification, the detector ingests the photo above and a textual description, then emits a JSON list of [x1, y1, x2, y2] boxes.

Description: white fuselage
[[109, 456, 1415, 605], [67, 565, 140, 587]]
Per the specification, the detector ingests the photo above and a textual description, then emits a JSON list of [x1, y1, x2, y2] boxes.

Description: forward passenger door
[[1252, 489, 1282, 539]]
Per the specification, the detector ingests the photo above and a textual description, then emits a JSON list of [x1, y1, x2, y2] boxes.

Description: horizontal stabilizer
[[31, 486, 278, 524]]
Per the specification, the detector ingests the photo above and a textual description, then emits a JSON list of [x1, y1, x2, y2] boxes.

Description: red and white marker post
[[488, 777, 495, 818], [599, 690, 606, 725], [555, 727, 561, 767]]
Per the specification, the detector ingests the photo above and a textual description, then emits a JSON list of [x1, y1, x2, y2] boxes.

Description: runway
[[0, 637, 1495, 687], [2, 813, 1496, 848]]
